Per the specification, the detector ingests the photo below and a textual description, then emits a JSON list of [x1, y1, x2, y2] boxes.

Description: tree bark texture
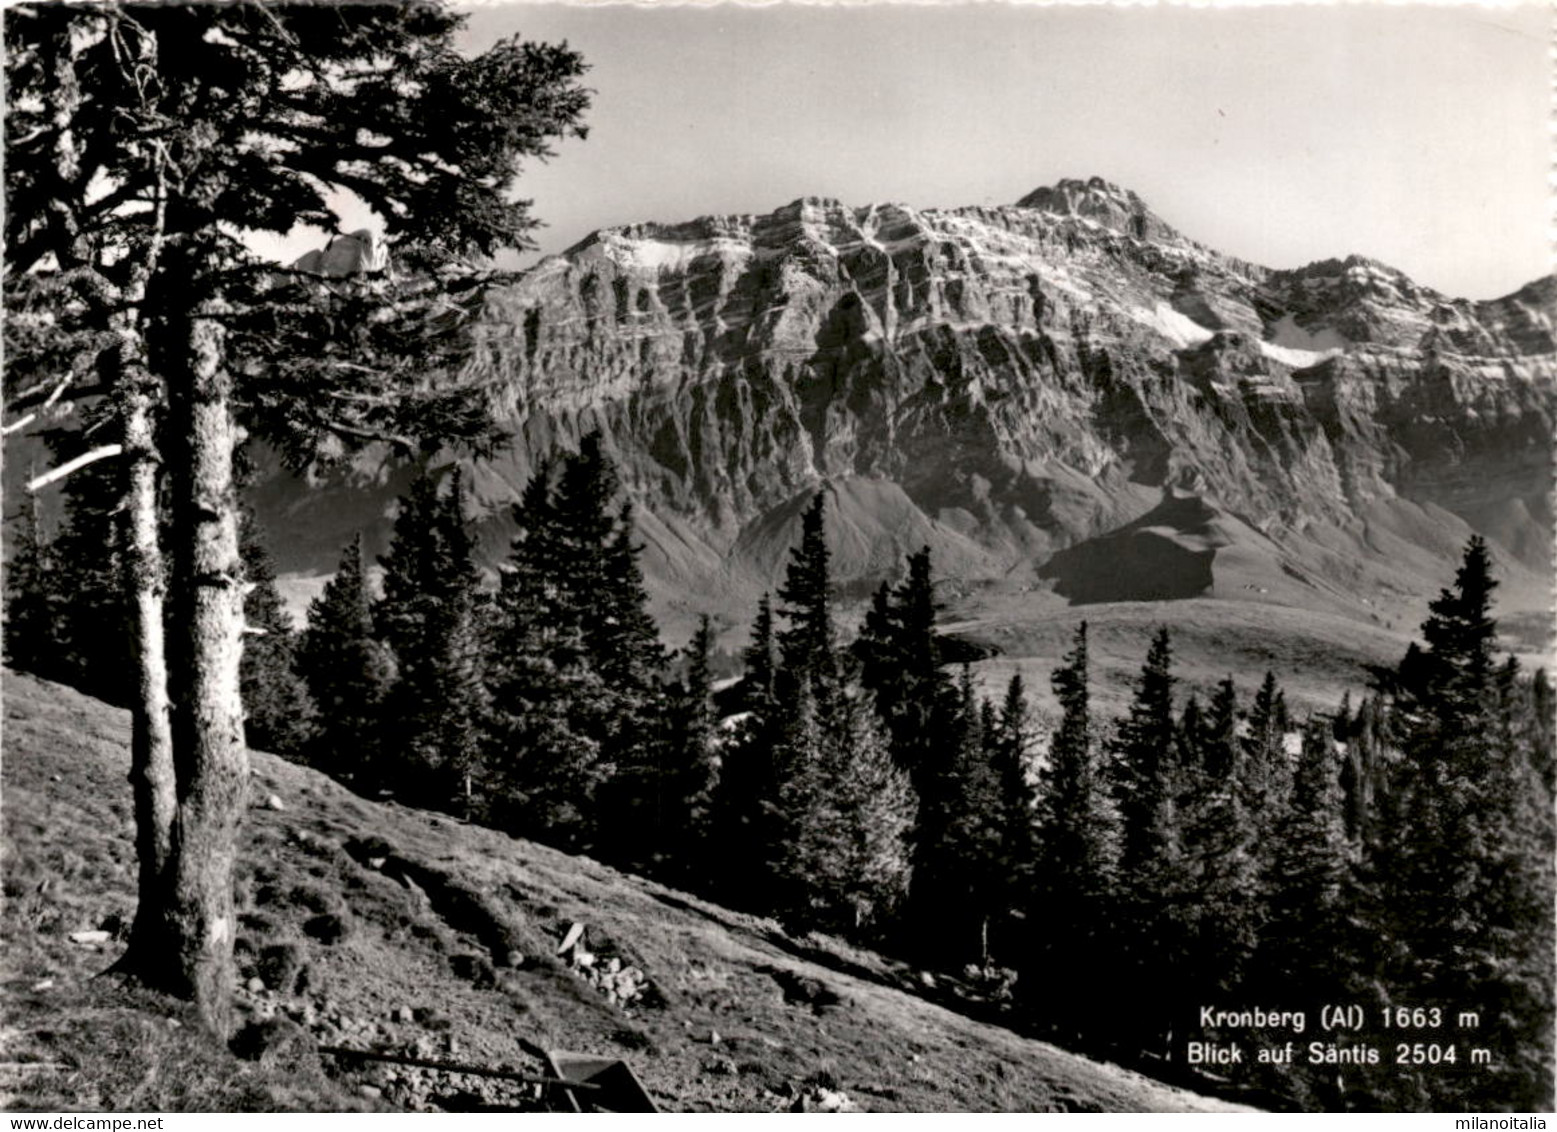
[[155, 299, 248, 1036], [118, 360, 177, 964]]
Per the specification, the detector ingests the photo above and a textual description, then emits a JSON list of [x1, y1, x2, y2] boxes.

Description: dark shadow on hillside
[[1038, 495, 1226, 604]]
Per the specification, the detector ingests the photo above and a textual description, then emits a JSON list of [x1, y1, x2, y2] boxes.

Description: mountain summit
[[1016, 177, 1179, 242]]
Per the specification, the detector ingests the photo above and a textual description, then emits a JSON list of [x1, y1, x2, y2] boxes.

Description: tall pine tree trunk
[[112, 184, 180, 978], [154, 300, 248, 1035], [118, 362, 176, 962]]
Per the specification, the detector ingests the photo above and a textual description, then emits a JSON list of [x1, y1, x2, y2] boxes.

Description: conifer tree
[[654, 615, 722, 873], [1378, 539, 1500, 1007], [855, 546, 960, 785], [712, 594, 782, 899], [991, 672, 1041, 896], [776, 491, 836, 695], [1030, 623, 1121, 1042], [767, 683, 916, 936], [1112, 626, 1177, 874], [3, 493, 58, 679], [1263, 721, 1356, 986], [934, 670, 1008, 963], [30, 448, 132, 703], [1109, 628, 1194, 1058], [739, 593, 779, 714], [374, 470, 487, 806], [1365, 537, 1557, 1108], [487, 462, 610, 848], [238, 518, 314, 758], [297, 535, 396, 786], [854, 547, 965, 956], [1179, 677, 1261, 1005], [7, 0, 590, 1029], [1252, 720, 1361, 1107], [1242, 670, 1292, 824]]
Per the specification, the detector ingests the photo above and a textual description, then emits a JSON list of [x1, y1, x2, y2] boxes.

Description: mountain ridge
[[249, 178, 1555, 685]]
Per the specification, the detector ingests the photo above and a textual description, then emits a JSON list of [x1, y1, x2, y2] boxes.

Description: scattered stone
[[398, 874, 431, 908], [359, 1085, 383, 1100], [68, 930, 111, 945], [918, 971, 936, 990], [30, 978, 54, 991], [702, 1057, 738, 1076], [394, 1005, 415, 1024], [247, 976, 267, 994], [367, 857, 387, 871], [503, 950, 526, 969], [557, 922, 586, 955], [572, 948, 595, 969], [264, 793, 286, 811], [709, 1030, 722, 1045], [792, 1087, 857, 1113]]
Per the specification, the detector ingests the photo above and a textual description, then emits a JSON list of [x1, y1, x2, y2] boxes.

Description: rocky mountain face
[[258, 177, 1555, 645]]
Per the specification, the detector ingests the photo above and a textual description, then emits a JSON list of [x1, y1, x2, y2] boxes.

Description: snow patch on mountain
[[1128, 302, 1216, 348], [609, 233, 754, 273], [1258, 313, 1349, 368]]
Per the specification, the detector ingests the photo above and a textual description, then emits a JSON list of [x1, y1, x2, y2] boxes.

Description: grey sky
[[268, 2, 1552, 301]]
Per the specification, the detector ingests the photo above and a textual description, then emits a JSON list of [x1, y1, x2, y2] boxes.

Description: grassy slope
[[0, 670, 1246, 1114]]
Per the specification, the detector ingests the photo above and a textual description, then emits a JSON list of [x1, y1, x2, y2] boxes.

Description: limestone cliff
[[258, 179, 1556, 633]]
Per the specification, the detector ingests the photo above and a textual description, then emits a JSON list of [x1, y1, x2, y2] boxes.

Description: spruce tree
[[238, 518, 314, 758], [767, 683, 916, 937], [1180, 677, 1261, 1007], [1109, 628, 1193, 1059], [297, 535, 396, 787], [35, 446, 131, 703], [934, 670, 1008, 964], [487, 462, 609, 849], [855, 546, 960, 786], [776, 491, 836, 695], [653, 616, 722, 875], [712, 594, 782, 900], [1363, 538, 1556, 1108], [1030, 623, 1122, 1043], [1257, 721, 1360, 1106], [1242, 670, 1292, 825], [1112, 626, 1177, 874], [992, 672, 1041, 890], [7, 0, 590, 1032], [3, 493, 58, 679], [374, 470, 487, 806], [739, 593, 779, 714]]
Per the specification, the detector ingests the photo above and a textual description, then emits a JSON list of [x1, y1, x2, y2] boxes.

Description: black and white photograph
[[2, 0, 1553, 1117]]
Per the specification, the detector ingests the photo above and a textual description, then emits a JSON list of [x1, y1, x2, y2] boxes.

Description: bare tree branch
[[26, 443, 124, 492]]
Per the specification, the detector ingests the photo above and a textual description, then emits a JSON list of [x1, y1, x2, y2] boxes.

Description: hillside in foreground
[[0, 671, 1245, 1113]]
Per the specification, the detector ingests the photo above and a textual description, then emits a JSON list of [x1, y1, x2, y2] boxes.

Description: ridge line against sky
[[252, 1, 1553, 300]]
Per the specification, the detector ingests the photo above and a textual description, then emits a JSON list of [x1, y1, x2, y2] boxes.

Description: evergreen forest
[[7, 434, 1553, 1112]]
